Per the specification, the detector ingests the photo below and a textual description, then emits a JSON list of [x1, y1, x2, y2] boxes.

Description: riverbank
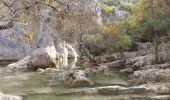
[[92, 41, 170, 97]]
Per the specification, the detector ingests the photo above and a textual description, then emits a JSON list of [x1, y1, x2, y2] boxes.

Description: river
[[0, 60, 129, 100]]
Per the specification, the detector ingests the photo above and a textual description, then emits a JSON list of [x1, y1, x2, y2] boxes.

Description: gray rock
[[7, 47, 55, 71], [0, 92, 22, 100], [64, 70, 93, 87], [129, 69, 170, 85], [65, 83, 170, 95], [0, 34, 33, 60], [125, 51, 170, 71], [142, 63, 170, 70], [136, 42, 153, 51], [100, 60, 124, 68]]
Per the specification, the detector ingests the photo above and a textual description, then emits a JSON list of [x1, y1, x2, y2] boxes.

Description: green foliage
[[44, 0, 51, 4], [119, 2, 135, 11], [102, 22, 132, 52], [102, 5, 116, 12], [115, 34, 131, 51], [19, 11, 28, 22], [100, 0, 170, 54], [124, 0, 170, 42]]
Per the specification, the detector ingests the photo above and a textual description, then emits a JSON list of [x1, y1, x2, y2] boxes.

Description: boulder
[[125, 51, 170, 71], [125, 54, 155, 71], [0, 92, 22, 100], [64, 70, 93, 87], [129, 69, 170, 85], [7, 47, 55, 71]]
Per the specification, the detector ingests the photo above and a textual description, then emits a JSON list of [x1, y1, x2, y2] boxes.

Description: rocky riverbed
[[0, 61, 128, 100], [0, 42, 170, 100], [93, 42, 170, 98]]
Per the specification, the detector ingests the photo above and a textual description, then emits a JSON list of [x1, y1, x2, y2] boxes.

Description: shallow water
[[0, 61, 129, 100]]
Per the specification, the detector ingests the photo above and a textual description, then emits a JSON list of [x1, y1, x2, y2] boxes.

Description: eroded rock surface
[[64, 83, 170, 95], [64, 70, 93, 87], [7, 47, 55, 71], [129, 69, 170, 85]]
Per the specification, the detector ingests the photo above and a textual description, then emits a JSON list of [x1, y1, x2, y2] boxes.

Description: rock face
[[7, 47, 55, 71], [0, 92, 22, 100], [0, 31, 33, 60], [0, 21, 53, 60], [124, 42, 170, 85], [125, 51, 170, 71], [129, 69, 170, 85], [64, 70, 93, 87]]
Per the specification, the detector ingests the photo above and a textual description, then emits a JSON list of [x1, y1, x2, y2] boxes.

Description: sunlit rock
[[7, 47, 55, 71], [0, 92, 22, 100], [65, 83, 170, 95], [64, 70, 93, 87]]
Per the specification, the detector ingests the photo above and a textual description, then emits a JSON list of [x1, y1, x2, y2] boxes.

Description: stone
[[7, 47, 55, 71], [64, 83, 170, 95], [64, 70, 93, 87], [0, 92, 22, 100], [129, 69, 170, 85]]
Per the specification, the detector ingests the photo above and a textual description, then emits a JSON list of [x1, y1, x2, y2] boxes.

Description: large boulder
[[0, 92, 22, 100], [125, 54, 155, 71], [7, 47, 55, 71], [64, 70, 93, 87]]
